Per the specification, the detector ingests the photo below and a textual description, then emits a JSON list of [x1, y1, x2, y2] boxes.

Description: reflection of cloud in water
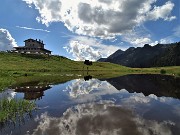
[[0, 89, 16, 100], [173, 103, 180, 118], [122, 92, 180, 107], [31, 101, 175, 135], [124, 93, 151, 104], [121, 93, 170, 105], [135, 117, 175, 135], [64, 79, 118, 98], [64, 78, 178, 105]]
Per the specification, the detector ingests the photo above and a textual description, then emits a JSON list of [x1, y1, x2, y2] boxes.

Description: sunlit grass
[[0, 52, 128, 72], [0, 52, 180, 91]]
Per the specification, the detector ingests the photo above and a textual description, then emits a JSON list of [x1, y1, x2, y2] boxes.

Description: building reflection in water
[[12, 84, 51, 100]]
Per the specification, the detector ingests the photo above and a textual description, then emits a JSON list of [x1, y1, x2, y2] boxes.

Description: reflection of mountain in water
[[103, 74, 180, 99], [11, 81, 51, 100]]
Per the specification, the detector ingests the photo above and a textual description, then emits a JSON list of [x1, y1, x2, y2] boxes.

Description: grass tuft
[[0, 98, 35, 122]]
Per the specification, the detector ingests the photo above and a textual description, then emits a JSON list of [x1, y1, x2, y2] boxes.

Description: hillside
[[0, 52, 128, 73], [0, 52, 180, 76], [0, 52, 180, 91], [0, 52, 129, 91], [98, 42, 180, 68]]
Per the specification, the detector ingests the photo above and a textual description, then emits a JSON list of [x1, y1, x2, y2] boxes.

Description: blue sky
[[0, 0, 179, 61]]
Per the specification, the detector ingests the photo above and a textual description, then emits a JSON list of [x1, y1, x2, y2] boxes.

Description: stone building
[[13, 38, 51, 55]]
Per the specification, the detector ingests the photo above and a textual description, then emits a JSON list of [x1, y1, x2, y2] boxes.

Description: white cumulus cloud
[[64, 36, 120, 61], [0, 28, 17, 51], [22, 0, 176, 39], [145, 1, 176, 21], [123, 34, 152, 47]]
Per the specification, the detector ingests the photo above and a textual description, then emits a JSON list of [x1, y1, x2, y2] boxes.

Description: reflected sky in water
[[31, 101, 178, 135], [0, 89, 16, 100], [0, 75, 180, 135]]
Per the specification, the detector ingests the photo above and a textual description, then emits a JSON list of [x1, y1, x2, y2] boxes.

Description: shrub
[[160, 69, 166, 74]]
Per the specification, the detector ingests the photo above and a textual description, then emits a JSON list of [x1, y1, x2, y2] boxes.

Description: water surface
[[0, 74, 180, 135]]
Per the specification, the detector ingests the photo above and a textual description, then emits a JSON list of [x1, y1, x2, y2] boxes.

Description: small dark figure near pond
[[84, 60, 92, 66], [84, 60, 92, 71]]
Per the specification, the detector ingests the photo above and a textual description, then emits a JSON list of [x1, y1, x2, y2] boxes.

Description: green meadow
[[0, 52, 180, 91]]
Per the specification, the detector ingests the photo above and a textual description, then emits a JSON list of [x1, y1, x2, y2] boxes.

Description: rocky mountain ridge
[[98, 42, 180, 68]]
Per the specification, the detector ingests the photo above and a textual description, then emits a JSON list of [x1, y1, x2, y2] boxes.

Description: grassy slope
[[0, 52, 180, 75], [0, 52, 180, 91], [0, 52, 128, 90], [0, 52, 127, 72]]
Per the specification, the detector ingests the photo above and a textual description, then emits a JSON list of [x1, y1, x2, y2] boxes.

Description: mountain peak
[[143, 44, 151, 48], [97, 42, 180, 68]]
